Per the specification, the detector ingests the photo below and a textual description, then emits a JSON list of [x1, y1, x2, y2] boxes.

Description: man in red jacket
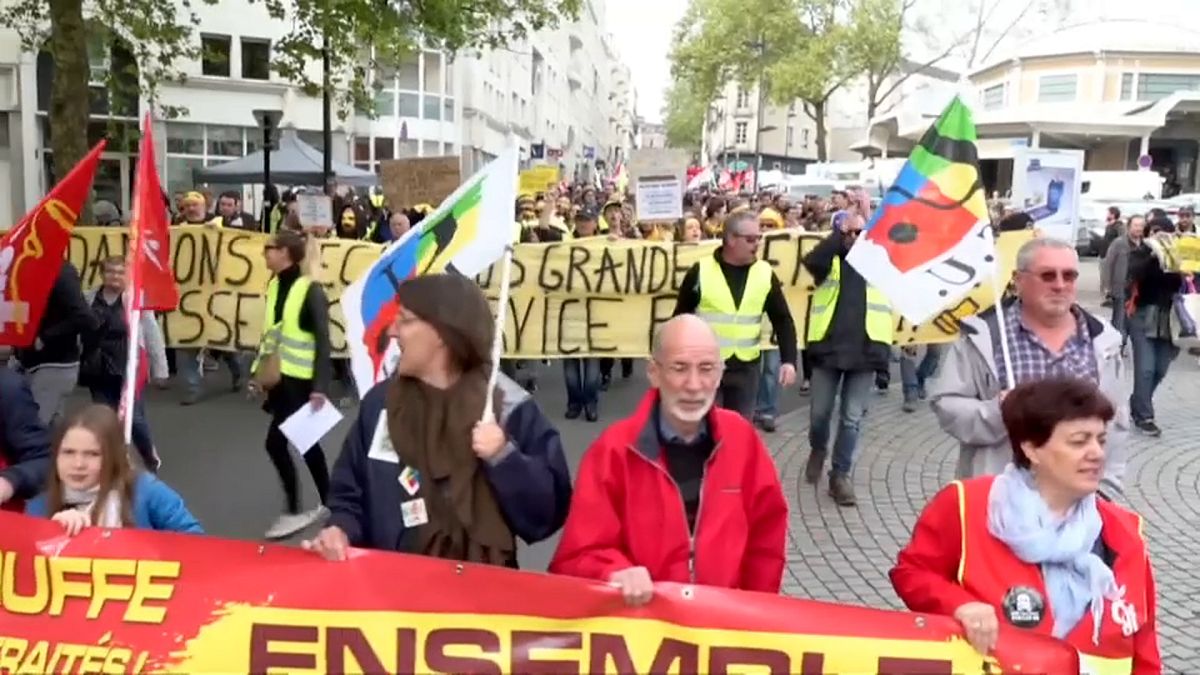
[[549, 315, 788, 605]]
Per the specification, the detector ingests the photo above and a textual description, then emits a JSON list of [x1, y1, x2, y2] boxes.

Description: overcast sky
[[606, 0, 688, 124]]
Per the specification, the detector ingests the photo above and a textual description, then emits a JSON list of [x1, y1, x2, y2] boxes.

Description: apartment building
[[0, 0, 636, 223]]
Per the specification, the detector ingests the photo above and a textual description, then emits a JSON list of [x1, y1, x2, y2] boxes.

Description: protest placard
[[379, 156, 461, 208]]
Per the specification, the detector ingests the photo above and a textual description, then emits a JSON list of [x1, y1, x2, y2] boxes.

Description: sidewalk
[[766, 357, 1200, 672]]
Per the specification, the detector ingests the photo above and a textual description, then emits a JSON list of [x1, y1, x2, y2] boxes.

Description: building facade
[[456, 0, 636, 182], [0, 0, 636, 224], [638, 121, 667, 149], [856, 19, 1200, 195], [701, 81, 819, 173]]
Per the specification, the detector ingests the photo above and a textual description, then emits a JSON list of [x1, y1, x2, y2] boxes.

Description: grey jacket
[[1103, 235, 1134, 299], [929, 302, 1131, 494], [83, 289, 170, 381]]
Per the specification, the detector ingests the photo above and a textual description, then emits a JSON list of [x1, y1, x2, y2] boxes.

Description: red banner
[[0, 513, 1078, 673], [0, 143, 106, 347]]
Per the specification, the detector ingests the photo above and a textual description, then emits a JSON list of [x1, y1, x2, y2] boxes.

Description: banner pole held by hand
[[989, 229, 1017, 391], [482, 245, 515, 424]]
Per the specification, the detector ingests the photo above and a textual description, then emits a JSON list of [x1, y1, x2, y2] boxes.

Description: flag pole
[[989, 229, 1017, 391], [120, 297, 141, 445], [481, 245, 515, 424]]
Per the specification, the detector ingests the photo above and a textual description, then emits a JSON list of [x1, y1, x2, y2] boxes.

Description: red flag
[[129, 113, 178, 311], [0, 142, 106, 347]]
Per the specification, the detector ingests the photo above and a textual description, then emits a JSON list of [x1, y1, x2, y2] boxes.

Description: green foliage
[[662, 79, 706, 150]]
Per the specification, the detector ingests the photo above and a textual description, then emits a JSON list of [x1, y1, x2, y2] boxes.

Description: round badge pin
[[1002, 586, 1045, 629]]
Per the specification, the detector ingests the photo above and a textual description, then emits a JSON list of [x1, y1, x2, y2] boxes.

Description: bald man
[[550, 315, 788, 604]]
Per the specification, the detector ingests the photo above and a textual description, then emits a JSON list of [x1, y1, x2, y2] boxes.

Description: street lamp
[[252, 108, 284, 231], [744, 39, 767, 191]]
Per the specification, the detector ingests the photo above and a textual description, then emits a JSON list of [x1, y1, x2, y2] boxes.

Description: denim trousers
[[899, 344, 943, 400], [1128, 307, 1178, 422], [180, 348, 244, 395], [562, 358, 601, 410], [754, 349, 781, 418], [809, 367, 874, 476]]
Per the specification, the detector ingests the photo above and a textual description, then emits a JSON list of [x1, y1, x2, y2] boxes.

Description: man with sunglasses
[[930, 237, 1130, 496], [673, 210, 798, 420]]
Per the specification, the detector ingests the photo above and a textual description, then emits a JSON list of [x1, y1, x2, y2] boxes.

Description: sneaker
[[917, 383, 928, 400], [758, 416, 777, 433], [1134, 419, 1162, 437], [798, 380, 810, 395], [902, 398, 918, 413], [600, 374, 612, 391], [829, 473, 857, 507], [264, 506, 328, 540], [180, 392, 200, 406], [584, 405, 599, 422], [804, 451, 826, 485], [565, 406, 581, 420]]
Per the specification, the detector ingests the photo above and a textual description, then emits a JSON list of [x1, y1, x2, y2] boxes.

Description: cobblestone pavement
[[768, 327, 1200, 672]]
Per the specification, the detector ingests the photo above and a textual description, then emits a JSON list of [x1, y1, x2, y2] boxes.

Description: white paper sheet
[[279, 401, 344, 455]]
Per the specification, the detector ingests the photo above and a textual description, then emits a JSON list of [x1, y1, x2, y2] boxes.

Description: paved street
[[67, 260, 1198, 671]]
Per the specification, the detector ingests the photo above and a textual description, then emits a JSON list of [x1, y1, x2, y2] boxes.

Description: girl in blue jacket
[[26, 404, 202, 535]]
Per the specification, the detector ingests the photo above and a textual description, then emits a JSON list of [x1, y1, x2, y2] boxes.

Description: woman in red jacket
[[891, 377, 1160, 674]]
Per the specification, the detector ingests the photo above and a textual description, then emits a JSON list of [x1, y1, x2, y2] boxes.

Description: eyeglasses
[[1029, 268, 1079, 283]]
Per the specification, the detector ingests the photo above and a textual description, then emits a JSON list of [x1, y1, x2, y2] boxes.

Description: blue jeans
[[755, 349, 781, 419], [181, 349, 244, 395], [809, 368, 874, 476], [1128, 307, 1178, 422], [900, 344, 943, 400], [89, 384, 157, 470], [562, 358, 600, 411]]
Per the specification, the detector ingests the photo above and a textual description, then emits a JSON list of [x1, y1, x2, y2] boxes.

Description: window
[[443, 97, 455, 122], [734, 121, 748, 144], [423, 52, 442, 93], [86, 36, 110, 86], [207, 125, 243, 156], [297, 130, 326, 153], [166, 123, 204, 154], [398, 139, 419, 157], [374, 137, 394, 161], [423, 94, 441, 120], [982, 83, 1005, 110], [1136, 73, 1200, 101], [786, 126, 794, 148], [802, 129, 810, 148], [397, 53, 419, 90], [241, 39, 270, 80], [398, 92, 419, 117], [1037, 74, 1077, 103], [736, 87, 750, 108], [1120, 73, 1134, 100], [354, 138, 371, 163], [422, 140, 440, 156], [374, 90, 395, 117], [166, 157, 204, 196], [201, 35, 231, 77]]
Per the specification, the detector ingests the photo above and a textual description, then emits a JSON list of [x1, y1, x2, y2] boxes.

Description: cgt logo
[[0, 245, 31, 328]]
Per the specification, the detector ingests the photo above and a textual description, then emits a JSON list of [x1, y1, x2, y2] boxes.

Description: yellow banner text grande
[[67, 227, 1028, 357], [478, 231, 1029, 357]]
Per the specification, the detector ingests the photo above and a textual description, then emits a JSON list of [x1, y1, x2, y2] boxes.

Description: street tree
[[662, 79, 707, 151], [0, 0, 579, 193]]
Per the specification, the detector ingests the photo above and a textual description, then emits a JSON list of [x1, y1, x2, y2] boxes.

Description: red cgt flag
[[128, 113, 178, 312], [0, 141, 106, 347]]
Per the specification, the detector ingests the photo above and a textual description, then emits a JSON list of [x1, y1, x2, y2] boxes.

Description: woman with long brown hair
[[26, 405, 202, 535]]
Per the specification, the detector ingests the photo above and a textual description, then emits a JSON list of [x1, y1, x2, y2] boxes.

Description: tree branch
[[977, 0, 1038, 66]]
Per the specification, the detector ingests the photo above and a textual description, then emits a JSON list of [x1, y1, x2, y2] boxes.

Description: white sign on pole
[[1010, 148, 1084, 243], [296, 194, 334, 229], [635, 178, 684, 221]]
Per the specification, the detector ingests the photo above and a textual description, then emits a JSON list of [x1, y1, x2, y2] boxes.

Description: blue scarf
[[987, 465, 1118, 643]]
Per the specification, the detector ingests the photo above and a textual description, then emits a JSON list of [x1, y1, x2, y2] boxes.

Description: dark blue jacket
[[328, 374, 572, 557], [0, 368, 51, 500]]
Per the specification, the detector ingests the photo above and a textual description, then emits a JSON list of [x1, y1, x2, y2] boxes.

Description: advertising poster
[[1011, 148, 1084, 243]]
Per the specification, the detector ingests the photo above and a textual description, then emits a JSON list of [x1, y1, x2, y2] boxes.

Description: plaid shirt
[[994, 302, 1099, 387]]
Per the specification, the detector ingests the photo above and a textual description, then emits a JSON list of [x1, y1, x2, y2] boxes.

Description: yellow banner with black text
[[68, 227, 1028, 357]]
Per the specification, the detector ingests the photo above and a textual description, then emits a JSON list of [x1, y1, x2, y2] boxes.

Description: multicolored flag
[[341, 147, 519, 397], [0, 142, 106, 346], [846, 96, 992, 324]]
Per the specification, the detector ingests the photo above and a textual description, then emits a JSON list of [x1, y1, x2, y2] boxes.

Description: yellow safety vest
[[257, 276, 317, 380], [807, 257, 894, 344], [696, 257, 772, 361]]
